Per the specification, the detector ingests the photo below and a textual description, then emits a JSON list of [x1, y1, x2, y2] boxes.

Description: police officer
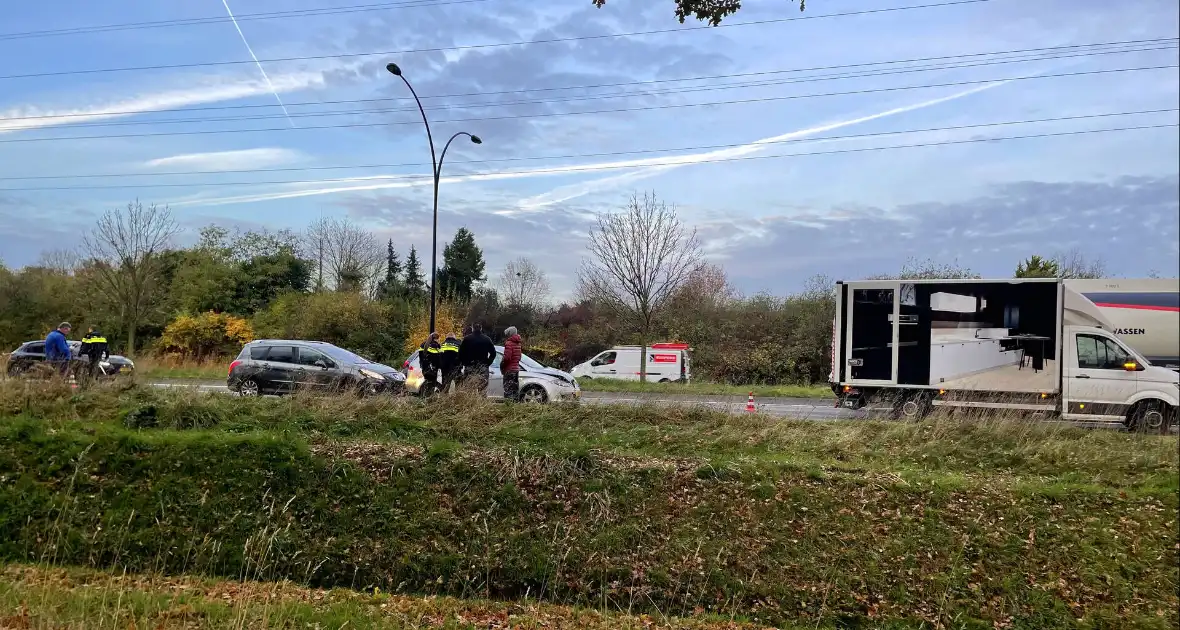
[[438, 333, 461, 394], [79, 326, 109, 379], [418, 332, 442, 396]]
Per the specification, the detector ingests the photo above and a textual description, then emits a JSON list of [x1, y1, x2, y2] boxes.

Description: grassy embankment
[[135, 355, 831, 398], [0, 380, 1176, 629], [0, 564, 781, 630]]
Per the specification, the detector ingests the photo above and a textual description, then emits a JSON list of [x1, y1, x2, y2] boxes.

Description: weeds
[[0, 380, 1176, 629]]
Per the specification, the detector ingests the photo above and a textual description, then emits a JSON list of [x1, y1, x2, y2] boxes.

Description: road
[[149, 381, 1153, 431], [147, 380, 892, 421]]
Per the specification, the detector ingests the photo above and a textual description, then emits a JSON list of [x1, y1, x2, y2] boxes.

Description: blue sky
[[1, 0, 1178, 298]]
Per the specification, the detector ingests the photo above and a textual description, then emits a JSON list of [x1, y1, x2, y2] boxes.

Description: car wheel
[[520, 385, 548, 404], [6, 362, 25, 378], [238, 379, 261, 397], [1128, 401, 1173, 434]]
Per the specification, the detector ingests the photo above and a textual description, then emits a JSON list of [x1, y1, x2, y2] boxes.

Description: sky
[[1, 0, 1178, 299]]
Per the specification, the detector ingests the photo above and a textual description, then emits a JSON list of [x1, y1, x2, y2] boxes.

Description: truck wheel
[[1128, 402, 1173, 434], [891, 393, 931, 421]]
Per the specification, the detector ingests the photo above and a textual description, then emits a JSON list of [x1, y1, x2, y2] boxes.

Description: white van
[[571, 344, 691, 382]]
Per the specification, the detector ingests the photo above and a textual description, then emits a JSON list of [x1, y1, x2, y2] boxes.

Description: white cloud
[[0, 70, 332, 134], [143, 148, 306, 170]]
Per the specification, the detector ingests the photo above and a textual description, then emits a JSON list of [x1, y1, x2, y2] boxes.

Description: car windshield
[[320, 345, 373, 365], [520, 353, 544, 370]]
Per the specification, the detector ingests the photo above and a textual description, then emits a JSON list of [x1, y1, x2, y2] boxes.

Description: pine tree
[[1014, 255, 1060, 278], [403, 245, 426, 302], [377, 239, 403, 300], [436, 227, 486, 303]]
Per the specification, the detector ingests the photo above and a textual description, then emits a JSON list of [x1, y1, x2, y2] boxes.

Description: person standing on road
[[438, 333, 461, 394], [79, 327, 109, 379], [44, 322, 72, 377], [418, 332, 442, 396], [501, 326, 522, 402], [458, 323, 496, 395]]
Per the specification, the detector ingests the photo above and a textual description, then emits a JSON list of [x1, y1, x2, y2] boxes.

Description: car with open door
[[402, 346, 579, 403]]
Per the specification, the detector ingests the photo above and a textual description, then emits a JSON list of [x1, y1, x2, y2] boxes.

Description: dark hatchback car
[[5, 340, 135, 378], [227, 339, 405, 396]]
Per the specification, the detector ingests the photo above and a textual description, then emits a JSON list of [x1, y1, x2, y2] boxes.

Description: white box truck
[[829, 278, 1179, 432], [571, 343, 691, 382]]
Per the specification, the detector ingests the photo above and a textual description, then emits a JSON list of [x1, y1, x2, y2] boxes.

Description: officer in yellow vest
[[418, 332, 442, 396], [79, 327, 109, 378], [438, 333, 461, 393]]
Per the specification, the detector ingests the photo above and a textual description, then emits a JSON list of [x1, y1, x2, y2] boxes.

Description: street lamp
[[386, 62, 482, 333]]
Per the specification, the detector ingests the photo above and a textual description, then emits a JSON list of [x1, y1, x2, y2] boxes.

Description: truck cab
[[1060, 325, 1178, 430]]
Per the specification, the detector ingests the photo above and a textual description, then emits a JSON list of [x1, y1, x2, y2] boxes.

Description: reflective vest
[[440, 341, 459, 353], [80, 335, 109, 360]]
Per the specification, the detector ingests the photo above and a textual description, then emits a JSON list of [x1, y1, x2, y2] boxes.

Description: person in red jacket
[[501, 326, 522, 401]]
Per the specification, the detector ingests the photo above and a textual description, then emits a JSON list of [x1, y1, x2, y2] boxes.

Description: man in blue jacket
[[45, 322, 72, 376]]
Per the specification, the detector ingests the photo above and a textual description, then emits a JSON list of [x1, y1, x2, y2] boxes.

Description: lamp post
[[386, 62, 481, 333]]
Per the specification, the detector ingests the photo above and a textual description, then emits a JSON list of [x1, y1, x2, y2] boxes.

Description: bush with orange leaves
[[159, 312, 254, 359], [403, 300, 467, 356]]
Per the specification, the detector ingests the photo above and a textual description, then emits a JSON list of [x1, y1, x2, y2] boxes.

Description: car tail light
[[229, 360, 241, 375], [404, 359, 413, 371]]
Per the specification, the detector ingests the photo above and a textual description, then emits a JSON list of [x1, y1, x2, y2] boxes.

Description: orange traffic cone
[[745, 392, 755, 413]]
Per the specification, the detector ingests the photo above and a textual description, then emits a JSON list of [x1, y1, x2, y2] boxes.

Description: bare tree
[[303, 217, 384, 295], [578, 192, 703, 381], [82, 200, 179, 355], [1053, 248, 1107, 279], [36, 248, 81, 274], [498, 257, 551, 310]]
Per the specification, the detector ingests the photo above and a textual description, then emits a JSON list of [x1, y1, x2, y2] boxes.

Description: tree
[[1053, 248, 1106, 279], [1015, 255, 1061, 278], [497, 257, 551, 310], [592, 0, 804, 26], [436, 227, 486, 303], [376, 239, 403, 301], [82, 200, 179, 355], [303, 217, 384, 294], [871, 257, 979, 280], [403, 246, 426, 302], [578, 192, 703, 381]]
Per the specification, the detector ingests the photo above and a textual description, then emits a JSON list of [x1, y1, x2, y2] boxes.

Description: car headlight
[[359, 368, 385, 380]]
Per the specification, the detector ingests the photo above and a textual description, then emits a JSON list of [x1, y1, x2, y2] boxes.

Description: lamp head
[[469, 134, 482, 145], [385, 63, 402, 76]]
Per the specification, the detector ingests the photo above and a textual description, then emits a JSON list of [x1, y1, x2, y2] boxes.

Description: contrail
[[513, 79, 1013, 210], [171, 78, 1023, 208], [220, 0, 295, 128]]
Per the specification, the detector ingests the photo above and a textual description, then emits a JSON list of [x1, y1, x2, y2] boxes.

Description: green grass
[[136, 357, 227, 381], [0, 380, 1177, 629], [577, 378, 831, 399], [1, 565, 791, 630]]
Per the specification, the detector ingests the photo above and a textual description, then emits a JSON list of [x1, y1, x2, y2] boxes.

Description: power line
[[8, 44, 1172, 131], [1, 116, 1172, 190], [6, 37, 1170, 123], [0, 0, 493, 41], [2, 64, 1172, 144], [0, 1, 989, 81]]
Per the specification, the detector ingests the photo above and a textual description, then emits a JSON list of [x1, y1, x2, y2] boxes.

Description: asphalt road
[[148, 381, 1155, 431], [148, 381, 885, 421]]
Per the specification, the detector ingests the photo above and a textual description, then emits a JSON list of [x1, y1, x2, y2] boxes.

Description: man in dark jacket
[[44, 322, 72, 377], [418, 332, 441, 396], [438, 333, 461, 394], [501, 326, 523, 401], [458, 323, 496, 395]]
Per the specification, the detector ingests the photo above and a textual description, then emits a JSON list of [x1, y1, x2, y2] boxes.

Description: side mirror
[[1123, 361, 1142, 372], [314, 360, 329, 369]]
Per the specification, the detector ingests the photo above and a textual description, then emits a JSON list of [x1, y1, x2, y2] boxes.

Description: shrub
[[158, 312, 254, 359]]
